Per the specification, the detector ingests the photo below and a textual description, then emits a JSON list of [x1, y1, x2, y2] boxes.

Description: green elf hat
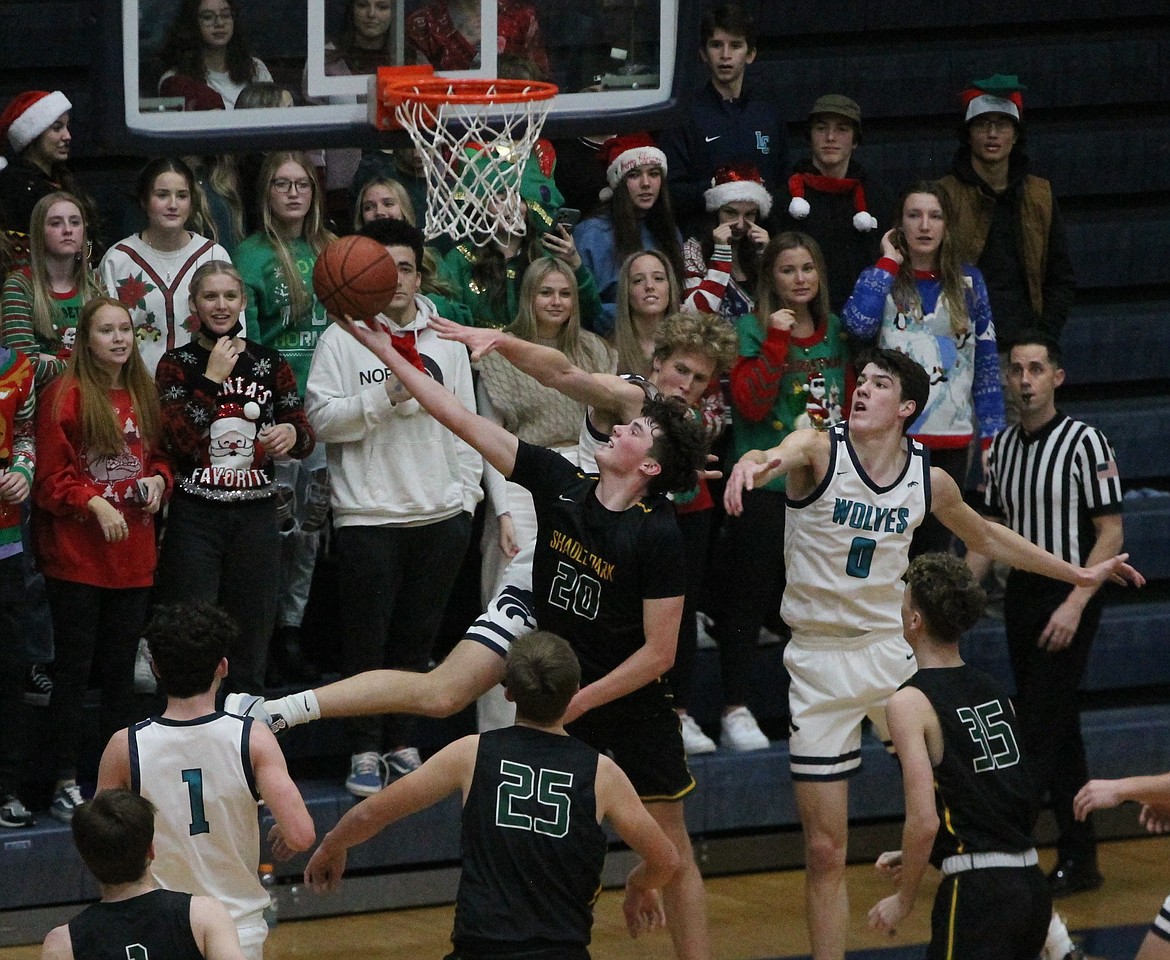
[[961, 74, 1026, 123], [518, 139, 564, 233]]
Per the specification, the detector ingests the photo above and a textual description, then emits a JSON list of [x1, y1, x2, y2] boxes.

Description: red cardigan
[[33, 379, 172, 588]]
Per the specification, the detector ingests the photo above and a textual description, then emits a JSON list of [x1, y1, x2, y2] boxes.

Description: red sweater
[[33, 379, 172, 588]]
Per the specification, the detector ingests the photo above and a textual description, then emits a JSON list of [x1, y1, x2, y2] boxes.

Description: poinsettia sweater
[[99, 232, 231, 376]]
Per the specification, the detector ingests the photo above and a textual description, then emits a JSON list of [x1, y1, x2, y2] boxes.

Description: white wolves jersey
[[782, 422, 930, 643], [130, 713, 267, 929]]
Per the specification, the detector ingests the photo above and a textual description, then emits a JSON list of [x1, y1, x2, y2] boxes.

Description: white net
[[392, 81, 556, 246]]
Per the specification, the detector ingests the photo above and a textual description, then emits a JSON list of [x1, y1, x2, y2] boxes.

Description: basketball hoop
[[381, 77, 558, 245]]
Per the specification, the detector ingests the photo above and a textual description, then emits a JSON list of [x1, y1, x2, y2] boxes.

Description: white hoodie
[[305, 295, 482, 527]]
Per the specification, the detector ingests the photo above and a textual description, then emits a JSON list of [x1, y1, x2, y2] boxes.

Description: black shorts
[[929, 866, 1051, 960], [566, 682, 694, 802]]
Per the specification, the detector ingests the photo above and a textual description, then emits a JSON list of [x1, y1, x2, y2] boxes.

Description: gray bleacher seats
[[1061, 302, 1170, 385], [1063, 396, 1170, 482]]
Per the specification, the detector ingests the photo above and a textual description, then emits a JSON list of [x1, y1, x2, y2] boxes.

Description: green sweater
[[237, 234, 329, 395], [439, 245, 604, 330], [730, 312, 849, 492]]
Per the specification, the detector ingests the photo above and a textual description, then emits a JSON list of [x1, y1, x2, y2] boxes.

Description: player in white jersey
[[97, 602, 316, 960], [724, 347, 1143, 960]]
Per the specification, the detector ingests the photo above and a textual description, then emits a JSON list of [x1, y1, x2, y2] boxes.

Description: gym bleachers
[[1, 0, 1168, 938]]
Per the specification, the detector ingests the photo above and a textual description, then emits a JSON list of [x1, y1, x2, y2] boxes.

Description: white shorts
[[785, 633, 916, 781], [463, 555, 537, 659], [237, 920, 267, 960], [1152, 894, 1170, 942]]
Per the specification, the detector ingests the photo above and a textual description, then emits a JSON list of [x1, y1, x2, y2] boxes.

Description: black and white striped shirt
[[983, 412, 1123, 566]]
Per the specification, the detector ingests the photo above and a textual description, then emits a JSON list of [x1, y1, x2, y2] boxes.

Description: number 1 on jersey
[[181, 768, 210, 836]]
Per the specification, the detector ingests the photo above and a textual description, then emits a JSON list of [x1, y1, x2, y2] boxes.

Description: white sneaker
[[133, 638, 156, 694], [695, 612, 718, 650], [679, 714, 716, 755], [721, 706, 769, 751]]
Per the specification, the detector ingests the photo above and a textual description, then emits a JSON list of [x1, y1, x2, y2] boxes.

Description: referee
[[977, 329, 1124, 897]]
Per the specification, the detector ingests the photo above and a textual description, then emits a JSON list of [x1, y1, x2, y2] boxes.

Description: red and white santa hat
[[0, 90, 72, 154], [705, 163, 773, 219], [209, 402, 261, 443], [598, 132, 668, 201]]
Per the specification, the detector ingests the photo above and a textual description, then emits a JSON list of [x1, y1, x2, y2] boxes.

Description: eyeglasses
[[272, 178, 314, 194], [198, 10, 233, 25], [970, 117, 1014, 134]]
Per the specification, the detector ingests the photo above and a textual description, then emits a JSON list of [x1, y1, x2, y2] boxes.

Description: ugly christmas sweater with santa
[[156, 337, 315, 501]]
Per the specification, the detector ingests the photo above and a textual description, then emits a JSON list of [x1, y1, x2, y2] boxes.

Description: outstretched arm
[[1074, 772, 1170, 822], [932, 469, 1143, 589], [338, 316, 518, 477], [724, 427, 823, 516], [431, 317, 640, 421], [304, 736, 476, 892]]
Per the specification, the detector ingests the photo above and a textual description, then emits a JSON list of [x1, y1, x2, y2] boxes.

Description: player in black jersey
[[305, 632, 680, 960], [868, 553, 1051, 957], [311, 312, 710, 960], [42, 789, 245, 960]]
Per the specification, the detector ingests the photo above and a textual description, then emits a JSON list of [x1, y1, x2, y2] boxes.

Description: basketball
[[312, 235, 399, 321]]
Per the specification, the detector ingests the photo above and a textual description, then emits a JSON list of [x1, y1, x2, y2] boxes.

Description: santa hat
[[0, 90, 72, 154], [705, 164, 773, 219], [598, 132, 667, 202], [209, 402, 260, 441], [961, 74, 1025, 124]]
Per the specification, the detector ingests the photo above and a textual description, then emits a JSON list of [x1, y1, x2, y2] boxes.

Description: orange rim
[[387, 78, 558, 109]]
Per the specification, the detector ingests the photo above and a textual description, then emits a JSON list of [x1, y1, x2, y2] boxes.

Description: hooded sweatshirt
[[304, 295, 482, 526]]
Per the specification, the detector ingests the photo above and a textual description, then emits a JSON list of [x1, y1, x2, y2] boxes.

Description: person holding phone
[[841, 181, 1005, 557], [440, 142, 604, 330], [682, 163, 771, 322]]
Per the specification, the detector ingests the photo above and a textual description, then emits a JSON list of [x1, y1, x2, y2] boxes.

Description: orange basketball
[[312, 235, 399, 320]]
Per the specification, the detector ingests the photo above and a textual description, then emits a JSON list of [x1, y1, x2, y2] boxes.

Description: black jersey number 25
[[496, 760, 573, 838]]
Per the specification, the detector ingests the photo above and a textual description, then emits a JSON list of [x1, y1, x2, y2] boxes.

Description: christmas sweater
[[841, 260, 1005, 448], [33, 379, 172, 588], [681, 237, 754, 322], [439, 244, 605, 332], [405, 0, 549, 76], [729, 312, 850, 492], [0, 346, 36, 553], [236, 234, 330, 395], [156, 338, 315, 501], [99, 232, 232, 376], [1, 268, 87, 387]]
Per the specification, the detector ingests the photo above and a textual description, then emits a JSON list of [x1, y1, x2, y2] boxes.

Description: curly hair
[[904, 553, 987, 643], [651, 311, 738, 377], [145, 601, 237, 698], [642, 394, 708, 496], [504, 631, 581, 725]]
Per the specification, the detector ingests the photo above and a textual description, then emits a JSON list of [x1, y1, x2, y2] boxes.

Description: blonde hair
[[58, 297, 161, 456], [613, 249, 680, 377], [256, 152, 335, 323], [891, 182, 969, 335], [651, 311, 738, 377], [26, 191, 102, 341], [353, 177, 416, 231], [508, 258, 602, 368], [187, 260, 246, 316], [755, 231, 831, 334]]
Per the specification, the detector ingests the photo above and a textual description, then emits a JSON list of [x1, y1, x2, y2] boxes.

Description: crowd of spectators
[[0, 0, 1078, 845]]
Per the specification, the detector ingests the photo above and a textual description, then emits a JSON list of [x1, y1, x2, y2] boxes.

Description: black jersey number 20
[[548, 561, 601, 619]]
